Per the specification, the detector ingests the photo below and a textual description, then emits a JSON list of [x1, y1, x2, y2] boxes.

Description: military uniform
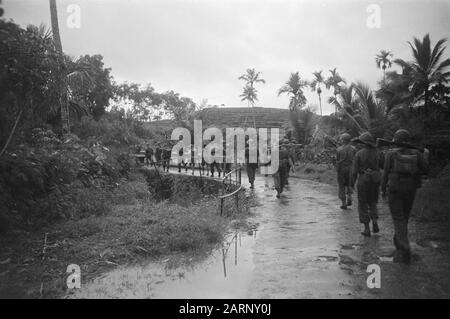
[[245, 146, 258, 188], [162, 148, 171, 172], [352, 133, 382, 236], [155, 147, 162, 167], [381, 130, 429, 263], [336, 134, 356, 209], [145, 146, 154, 165], [274, 148, 290, 198]]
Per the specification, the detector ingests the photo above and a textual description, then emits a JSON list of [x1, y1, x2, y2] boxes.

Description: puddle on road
[[68, 230, 257, 299]]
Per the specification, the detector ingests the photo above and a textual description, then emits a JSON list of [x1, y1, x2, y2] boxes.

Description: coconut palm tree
[[278, 72, 308, 111], [328, 84, 364, 134], [376, 69, 415, 115], [375, 50, 393, 82], [49, 0, 70, 133], [353, 82, 386, 130], [329, 82, 386, 135], [394, 34, 450, 115], [310, 70, 325, 115], [325, 68, 346, 113]]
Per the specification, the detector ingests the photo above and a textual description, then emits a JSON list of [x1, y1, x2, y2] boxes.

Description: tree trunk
[[424, 88, 429, 117], [0, 108, 23, 159], [318, 93, 322, 116], [49, 0, 70, 134], [49, 0, 62, 51]]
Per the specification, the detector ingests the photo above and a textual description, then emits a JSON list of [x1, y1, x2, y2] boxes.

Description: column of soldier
[[137, 129, 427, 264], [336, 129, 429, 264]]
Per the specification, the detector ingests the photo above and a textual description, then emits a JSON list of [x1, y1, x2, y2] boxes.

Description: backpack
[[393, 152, 419, 176]]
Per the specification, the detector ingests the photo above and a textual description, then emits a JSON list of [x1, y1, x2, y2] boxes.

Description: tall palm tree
[[325, 68, 346, 113], [310, 70, 325, 115], [49, 0, 62, 51], [278, 72, 308, 111], [375, 50, 393, 82], [238, 68, 266, 91], [240, 85, 258, 107], [238, 68, 265, 127], [394, 34, 450, 115], [49, 0, 69, 133]]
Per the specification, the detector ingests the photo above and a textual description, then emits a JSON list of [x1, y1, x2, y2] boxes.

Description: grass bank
[[0, 171, 253, 298]]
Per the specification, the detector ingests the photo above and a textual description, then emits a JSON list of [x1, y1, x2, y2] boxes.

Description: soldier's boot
[[393, 249, 411, 264], [346, 197, 352, 207], [393, 235, 400, 250], [276, 189, 281, 198], [372, 221, 380, 234], [361, 223, 371, 237], [340, 201, 347, 210]]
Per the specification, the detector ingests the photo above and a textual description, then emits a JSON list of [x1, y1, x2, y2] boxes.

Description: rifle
[[376, 138, 424, 153], [350, 137, 376, 149]]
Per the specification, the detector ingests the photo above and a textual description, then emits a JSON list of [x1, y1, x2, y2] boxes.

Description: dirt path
[[68, 172, 450, 299]]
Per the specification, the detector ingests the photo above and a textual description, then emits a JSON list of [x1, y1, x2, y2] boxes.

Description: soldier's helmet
[[359, 132, 375, 146], [393, 129, 410, 143], [340, 133, 351, 143]]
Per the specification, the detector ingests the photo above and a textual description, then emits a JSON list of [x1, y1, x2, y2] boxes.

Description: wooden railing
[[219, 166, 243, 216]]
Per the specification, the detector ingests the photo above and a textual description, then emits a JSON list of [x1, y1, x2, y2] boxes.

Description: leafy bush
[[413, 164, 450, 222]]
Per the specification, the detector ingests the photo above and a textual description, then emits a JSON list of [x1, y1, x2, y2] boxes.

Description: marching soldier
[[245, 142, 258, 189], [162, 148, 171, 172], [274, 145, 290, 198], [352, 132, 383, 237], [155, 146, 162, 167], [145, 144, 154, 166], [336, 133, 356, 209], [381, 129, 429, 263]]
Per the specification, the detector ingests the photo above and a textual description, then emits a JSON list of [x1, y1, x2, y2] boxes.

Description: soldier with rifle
[[381, 129, 429, 263], [336, 133, 356, 210], [351, 132, 383, 237]]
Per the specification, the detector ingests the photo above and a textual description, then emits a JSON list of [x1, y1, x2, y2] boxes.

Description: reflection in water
[[69, 228, 257, 298], [220, 229, 257, 278]]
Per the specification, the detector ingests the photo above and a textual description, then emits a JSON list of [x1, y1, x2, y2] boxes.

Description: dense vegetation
[[274, 35, 450, 170], [0, 20, 205, 232]]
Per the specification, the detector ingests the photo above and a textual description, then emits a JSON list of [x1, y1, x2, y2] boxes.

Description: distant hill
[[145, 107, 292, 134], [196, 107, 290, 130]]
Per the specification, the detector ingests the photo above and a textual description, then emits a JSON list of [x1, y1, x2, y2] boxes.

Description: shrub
[[413, 164, 450, 222]]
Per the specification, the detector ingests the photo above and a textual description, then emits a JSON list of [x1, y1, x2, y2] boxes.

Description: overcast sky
[[4, 0, 450, 114]]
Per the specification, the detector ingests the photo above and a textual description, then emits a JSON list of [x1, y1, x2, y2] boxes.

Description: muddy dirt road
[[69, 173, 450, 298]]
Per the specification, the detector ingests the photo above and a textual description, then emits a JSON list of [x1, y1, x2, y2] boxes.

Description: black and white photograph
[[1, 0, 450, 302]]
